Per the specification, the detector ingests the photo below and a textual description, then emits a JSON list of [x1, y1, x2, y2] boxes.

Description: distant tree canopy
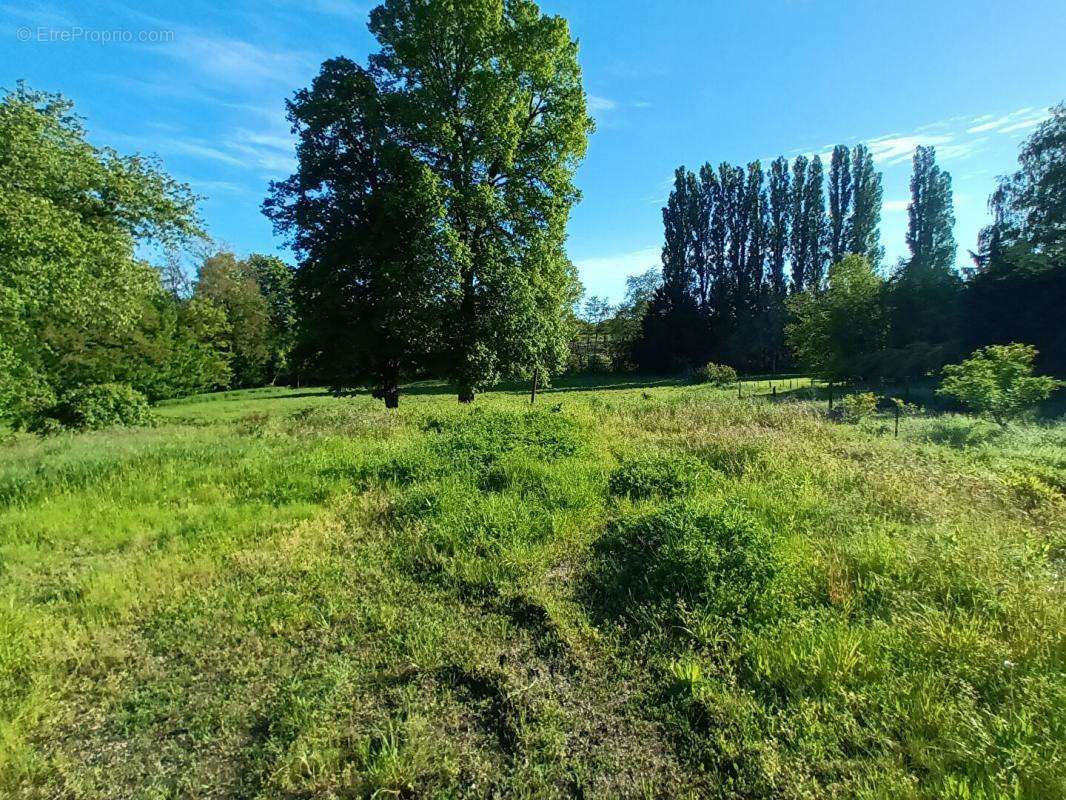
[[630, 123, 1066, 390], [194, 251, 298, 389], [268, 0, 593, 405]]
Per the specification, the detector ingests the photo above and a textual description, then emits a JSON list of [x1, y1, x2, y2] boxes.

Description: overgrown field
[[2, 380, 1064, 799]]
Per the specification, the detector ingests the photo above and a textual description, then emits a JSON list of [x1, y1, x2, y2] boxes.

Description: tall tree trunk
[[530, 368, 539, 404], [456, 262, 477, 404], [382, 361, 400, 409]]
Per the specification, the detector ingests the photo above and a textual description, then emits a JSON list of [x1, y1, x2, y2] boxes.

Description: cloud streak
[[574, 245, 661, 281]]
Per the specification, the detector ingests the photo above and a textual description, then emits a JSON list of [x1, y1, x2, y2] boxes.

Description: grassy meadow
[[1, 379, 1064, 798]]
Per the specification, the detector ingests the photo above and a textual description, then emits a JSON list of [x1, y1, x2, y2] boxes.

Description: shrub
[[584, 352, 612, 374], [839, 392, 878, 422], [608, 454, 703, 500], [937, 343, 1061, 425], [24, 383, 153, 433], [597, 501, 783, 625], [689, 362, 738, 386]]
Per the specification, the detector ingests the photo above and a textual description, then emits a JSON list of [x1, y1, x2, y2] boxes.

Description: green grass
[[1, 380, 1063, 798]]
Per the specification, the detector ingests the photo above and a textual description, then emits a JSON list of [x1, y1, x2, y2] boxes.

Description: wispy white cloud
[[189, 179, 247, 196], [587, 94, 617, 113], [1000, 118, 1044, 134], [882, 199, 910, 213], [867, 133, 954, 165], [152, 126, 294, 175], [166, 139, 247, 167], [587, 95, 655, 117], [574, 246, 661, 281], [965, 107, 1044, 134], [790, 104, 1053, 176], [161, 33, 313, 86]]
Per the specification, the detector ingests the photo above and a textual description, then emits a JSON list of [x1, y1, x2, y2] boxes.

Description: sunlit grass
[[1, 380, 1063, 797]]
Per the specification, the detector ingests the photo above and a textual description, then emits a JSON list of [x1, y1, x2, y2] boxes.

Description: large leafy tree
[[1000, 103, 1066, 260], [968, 103, 1066, 374], [367, 0, 592, 402], [786, 254, 885, 381], [265, 58, 454, 407], [0, 84, 200, 419]]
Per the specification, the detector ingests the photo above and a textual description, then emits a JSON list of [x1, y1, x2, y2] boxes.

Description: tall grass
[[1, 382, 1062, 797]]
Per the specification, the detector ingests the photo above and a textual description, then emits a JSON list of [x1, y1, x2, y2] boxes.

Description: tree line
[[1, 0, 593, 426], [632, 144, 884, 373], [620, 105, 1065, 383], [2, 0, 1063, 428]]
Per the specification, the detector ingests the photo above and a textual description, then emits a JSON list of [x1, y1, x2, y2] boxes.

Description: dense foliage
[[938, 343, 1061, 423], [631, 145, 883, 374], [630, 116, 1064, 389], [25, 382, 153, 433], [968, 103, 1066, 374], [0, 85, 201, 422], [268, 0, 593, 405], [0, 86, 301, 431]]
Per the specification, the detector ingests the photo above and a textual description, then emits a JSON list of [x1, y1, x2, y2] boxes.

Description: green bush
[[839, 392, 878, 422], [24, 383, 153, 433], [689, 362, 738, 386], [584, 352, 612, 374], [608, 454, 703, 500], [597, 501, 783, 625], [937, 343, 1061, 425]]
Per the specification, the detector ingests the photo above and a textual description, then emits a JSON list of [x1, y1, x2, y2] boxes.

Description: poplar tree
[[764, 156, 791, 371], [768, 156, 791, 294], [740, 160, 767, 313], [828, 145, 852, 263], [706, 164, 729, 313], [906, 145, 956, 271], [804, 155, 829, 289], [661, 167, 698, 303], [886, 145, 961, 367], [789, 155, 809, 289], [848, 143, 883, 266]]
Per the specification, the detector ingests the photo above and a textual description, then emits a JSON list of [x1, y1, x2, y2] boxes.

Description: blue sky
[[4, 0, 1065, 302]]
